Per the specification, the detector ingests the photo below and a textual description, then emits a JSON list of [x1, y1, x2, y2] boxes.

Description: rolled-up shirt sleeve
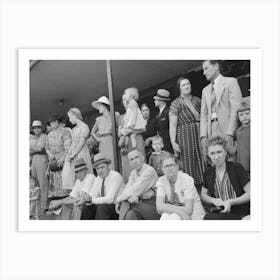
[[122, 167, 158, 198]]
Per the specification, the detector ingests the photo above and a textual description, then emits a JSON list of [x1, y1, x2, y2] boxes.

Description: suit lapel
[[216, 75, 226, 107]]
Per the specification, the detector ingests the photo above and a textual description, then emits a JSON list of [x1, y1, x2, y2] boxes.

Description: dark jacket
[[142, 117, 157, 140], [203, 161, 250, 216], [156, 106, 173, 153]]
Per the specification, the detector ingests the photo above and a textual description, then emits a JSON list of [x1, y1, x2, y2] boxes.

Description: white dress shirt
[[156, 171, 205, 220], [70, 173, 96, 198], [90, 170, 125, 204]]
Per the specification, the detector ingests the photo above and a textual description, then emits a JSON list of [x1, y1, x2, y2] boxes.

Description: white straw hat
[[91, 96, 110, 110], [31, 120, 43, 128]]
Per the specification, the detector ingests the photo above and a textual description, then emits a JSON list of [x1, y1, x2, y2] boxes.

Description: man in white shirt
[[200, 60, 242, 153], [48, 158, 95, 219], [80, 153, 124, 220], [156, 155, 205, 220], [116, 148, 160, 220]]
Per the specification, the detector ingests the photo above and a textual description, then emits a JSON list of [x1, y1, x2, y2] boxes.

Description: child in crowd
[[234, 102, 250, 173], [29, 175, 41, 220], [118, 87, 146, 154], [148, 135, 170, 176]]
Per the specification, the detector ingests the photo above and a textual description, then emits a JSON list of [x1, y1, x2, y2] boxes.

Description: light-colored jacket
[[200, 75, 242, 138]]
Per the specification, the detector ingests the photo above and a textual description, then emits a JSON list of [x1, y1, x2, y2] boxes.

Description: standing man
[[116, 148, 160, 220], [200, 60, 242, 151], [154, 89, 173, 153], [80, 153, 124, 220]]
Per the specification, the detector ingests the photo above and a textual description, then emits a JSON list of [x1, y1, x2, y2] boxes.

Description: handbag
[[49, 159, 63, 172]]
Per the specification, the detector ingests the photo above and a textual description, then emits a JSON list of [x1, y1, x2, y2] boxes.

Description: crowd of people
[[29, 60, 251, 220]]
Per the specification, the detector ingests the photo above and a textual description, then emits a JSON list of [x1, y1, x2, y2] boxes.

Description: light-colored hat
[[153, 89, 171, 101], [32, 120, 43, 128], [74, 158, 88, 172], [91, 96, 110, 110], [92, 153, 112, 168]]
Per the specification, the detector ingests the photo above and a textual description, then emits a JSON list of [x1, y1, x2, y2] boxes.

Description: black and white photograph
[[2, 1, 280, 280], [19, 49, 261, 231]]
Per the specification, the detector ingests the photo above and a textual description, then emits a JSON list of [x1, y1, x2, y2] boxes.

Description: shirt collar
[[136, 163, 146, 176], [159, 105, 166, 114], [213, 74, 222, 85]]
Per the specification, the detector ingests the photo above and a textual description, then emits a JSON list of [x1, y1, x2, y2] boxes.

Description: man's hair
[[160, 154, 181, 169], [237, 102, 250, 114], [203, 60, 223, 73], [152, 135, 163, 143], [127, 147, 142, 156]]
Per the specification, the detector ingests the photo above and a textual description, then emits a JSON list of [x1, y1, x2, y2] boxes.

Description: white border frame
[[18, 48, 262, 232]]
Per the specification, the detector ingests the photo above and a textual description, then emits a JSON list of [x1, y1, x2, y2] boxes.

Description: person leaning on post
[[78, 153, 125, 220], [116, 148, 160, 220]]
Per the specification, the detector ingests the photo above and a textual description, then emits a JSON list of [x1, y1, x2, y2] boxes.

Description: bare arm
[[169, 115, 180, 153], [156, 196, 191, 220], [201, 186, 222, 206]]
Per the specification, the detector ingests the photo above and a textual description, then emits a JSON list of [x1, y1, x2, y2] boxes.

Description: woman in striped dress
[[169, 77, 205, 187]]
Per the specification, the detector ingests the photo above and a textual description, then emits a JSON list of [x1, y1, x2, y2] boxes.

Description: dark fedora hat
[[92, 153, 111, 168], [74, 158, 88, 172]]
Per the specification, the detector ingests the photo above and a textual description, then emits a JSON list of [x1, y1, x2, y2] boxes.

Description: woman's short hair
[[237, 102, 250, 114], [160, 153, 182, 170], [68, 108, 83, 120], [206, 136, 230, 162], [140, 103, 150, 111], [124, 87, 139, 101]]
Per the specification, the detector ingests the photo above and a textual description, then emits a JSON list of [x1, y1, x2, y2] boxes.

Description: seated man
[[116, 148, 160, 220], [48, 158, 95, 219], [79, 153, 125, 220], [156, 155, 205, 220]]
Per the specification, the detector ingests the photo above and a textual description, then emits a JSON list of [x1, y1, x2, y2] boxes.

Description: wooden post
[[106, 60, 120, 171]]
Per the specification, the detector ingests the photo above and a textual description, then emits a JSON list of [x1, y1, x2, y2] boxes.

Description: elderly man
[[80, 153, 124, 220], [200, 60, 242, 151], [116, 148, 160, 220], [48, 158, 95, 219]]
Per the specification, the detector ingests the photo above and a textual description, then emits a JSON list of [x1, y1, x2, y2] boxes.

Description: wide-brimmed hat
[[48, 115, 62, 124], [74, 158, 88, 172], [91, 96, 110, 110], [153, 89, 171, 101], [92, 153, 111, 168], [31, 120, 43, 128]]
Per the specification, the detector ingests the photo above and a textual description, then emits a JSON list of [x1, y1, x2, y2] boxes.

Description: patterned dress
[[46, 127, 71, 197], [69, 122, 93, 173], [169, 96, 205, 185]]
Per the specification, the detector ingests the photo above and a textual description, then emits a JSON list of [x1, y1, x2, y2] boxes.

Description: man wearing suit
[[200, 60, 242, 150], [154, 89, 174, 154]]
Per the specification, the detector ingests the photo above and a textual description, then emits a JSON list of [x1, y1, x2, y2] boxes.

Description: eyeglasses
[[163, 164, 176, 169]]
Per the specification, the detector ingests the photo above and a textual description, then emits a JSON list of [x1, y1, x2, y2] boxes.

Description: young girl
[[118, 87, 146, 154], [30, 175, 41, 220], [234, 102, 250, 173]]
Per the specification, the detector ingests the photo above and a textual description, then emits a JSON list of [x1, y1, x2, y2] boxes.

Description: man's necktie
[[211, 81, 217, 113], [169, 182, 181, 206], [101, 178, 105, 197]]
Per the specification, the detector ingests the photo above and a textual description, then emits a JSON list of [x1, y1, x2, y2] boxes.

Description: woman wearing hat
[[90, 96, 120, 170], [46, 115, 72, 198], [154, 89, 173, 154], [169, 77, 205, 188], [30, 120, 49, 212], [66, 108, 92, 173]]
